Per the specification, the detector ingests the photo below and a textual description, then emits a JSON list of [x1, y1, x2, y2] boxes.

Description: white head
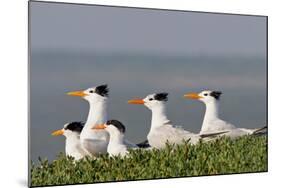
[[127, 93, 168, 110], [184, 90, 222, 104], [92, 120, 126, 138], [52, 122, 84, 138], [67, 84, 109, 104]]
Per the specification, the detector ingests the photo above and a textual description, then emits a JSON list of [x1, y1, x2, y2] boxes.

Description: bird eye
[[204, 93, 208, 96], [149, 98, 153, 101], [89, 90, 94, 93]]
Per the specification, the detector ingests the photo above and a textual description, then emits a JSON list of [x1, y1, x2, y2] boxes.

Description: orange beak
[[92, 124, 107, 130], [184, 93, 203, 99], [51, 129, 64, 136], [127, 98, 145, 104], [67, 90, 88, 97]]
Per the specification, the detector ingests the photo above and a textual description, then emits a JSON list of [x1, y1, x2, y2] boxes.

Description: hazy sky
[[30, 1, 266, 55], [29, 1, 267, 161]]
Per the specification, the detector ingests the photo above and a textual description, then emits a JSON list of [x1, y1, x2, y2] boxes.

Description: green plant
[[31, 136, 267, 187]]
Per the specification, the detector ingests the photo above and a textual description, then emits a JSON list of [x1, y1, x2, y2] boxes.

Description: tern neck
[[109, 133, 125, 145], [150, 104, 170, 132], [65, 134, 80, 144], [85, 100, 108, 129], [202, 100, 220, 130]]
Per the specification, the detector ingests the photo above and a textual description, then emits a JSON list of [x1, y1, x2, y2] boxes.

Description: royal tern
[[52, 122, 88, 160], [128, 93, 226, 149], [67, 85, 110, 156], [92, 120, 129, 157], [184, 90, 267, 138]]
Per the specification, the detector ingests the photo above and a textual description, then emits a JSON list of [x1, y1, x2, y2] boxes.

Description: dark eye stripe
[[95, 84, 109, 97], [154, 93, 168, 101], [106, 120, 125, 133], [210, 91, 222, 100], [149, 98, 153, 101], [65, 122, 84, 133]]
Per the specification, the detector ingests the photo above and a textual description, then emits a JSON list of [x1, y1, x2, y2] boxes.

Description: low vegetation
[[31, 136, 267, 187]]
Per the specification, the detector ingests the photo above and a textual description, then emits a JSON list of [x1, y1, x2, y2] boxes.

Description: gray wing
[[202, 119, 236, 133], [148, 125, 199, 148]]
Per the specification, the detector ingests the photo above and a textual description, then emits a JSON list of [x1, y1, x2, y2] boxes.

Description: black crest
[[106, 120, 126, 133], [154, 93, 168, 101], [210, 91, 222, 100], [95, 84, 109, 97], [65, 122, 84, 133]]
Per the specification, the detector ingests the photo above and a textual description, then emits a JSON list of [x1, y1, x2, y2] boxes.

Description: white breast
[[107, 144, 128, 157], [80, 129, 109, 156], [65, 137, 88, 160]]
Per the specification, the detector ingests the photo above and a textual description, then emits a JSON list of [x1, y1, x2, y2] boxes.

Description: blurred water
[[29, 2, 267, 162], [30, 52, 266, 161]]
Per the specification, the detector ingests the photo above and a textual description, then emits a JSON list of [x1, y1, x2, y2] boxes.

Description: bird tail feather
[[252, 126, 267, 136], [136, 140, 151, 148], [200, 131, 229, 138]]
